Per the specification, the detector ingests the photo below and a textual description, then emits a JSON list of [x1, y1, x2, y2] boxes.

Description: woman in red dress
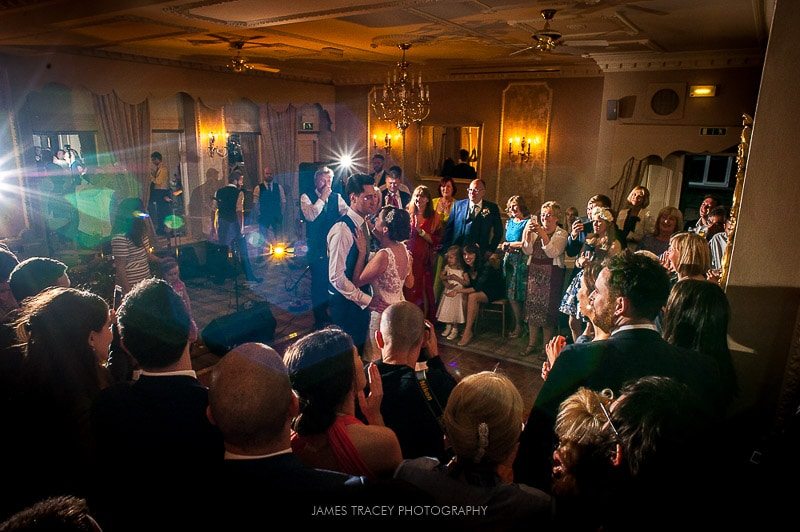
[[404, 185, 442, 321]]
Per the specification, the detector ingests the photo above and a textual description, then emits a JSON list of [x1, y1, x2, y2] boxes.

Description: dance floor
[[185, 253, 543, 413]]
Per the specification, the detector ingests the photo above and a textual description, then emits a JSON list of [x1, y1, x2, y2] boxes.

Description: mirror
[[417, 124, 482, 180]]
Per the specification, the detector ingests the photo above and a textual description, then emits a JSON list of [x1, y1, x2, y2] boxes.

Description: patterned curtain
[[259, 104, 298, 239], [91, 92, 151, 205]]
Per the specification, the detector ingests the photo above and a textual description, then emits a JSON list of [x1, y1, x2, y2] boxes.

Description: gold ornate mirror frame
[[720, 113, 753, 288]]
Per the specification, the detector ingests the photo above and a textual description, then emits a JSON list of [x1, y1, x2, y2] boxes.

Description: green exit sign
[[302, 122, 314, 130]]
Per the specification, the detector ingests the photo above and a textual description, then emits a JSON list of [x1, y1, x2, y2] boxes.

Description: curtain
[[260, 104, 297, 240], [91, 92, 151, 205]]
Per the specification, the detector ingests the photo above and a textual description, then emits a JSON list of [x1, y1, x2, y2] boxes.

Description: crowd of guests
[[0, 157, 792, 530]]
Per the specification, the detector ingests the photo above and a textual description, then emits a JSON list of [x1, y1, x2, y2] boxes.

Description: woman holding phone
[[522, 201, 567, 356]]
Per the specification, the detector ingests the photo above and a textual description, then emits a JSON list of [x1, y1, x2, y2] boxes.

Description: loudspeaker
[[201, 301, 277, 356], [606, 99, 619, 121]]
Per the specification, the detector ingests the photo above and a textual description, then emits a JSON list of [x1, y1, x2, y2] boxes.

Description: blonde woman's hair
[[627, 186, 651, 209], [505, 195, 530, 217], [555, 387, 611, 445], [653, 207, 683, 237], [541, 200, 562, 217], [443, 371, 524, 466], [670, 232, 711, 278]]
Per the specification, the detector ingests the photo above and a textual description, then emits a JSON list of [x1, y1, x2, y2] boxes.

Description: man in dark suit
[[380, 170, 411, 208], [443, 178, 503, 256], [451, 148, 477, 179], [208, 343, 365, 525], [513, 251, 723, 490], [91, 278, 224, 530]]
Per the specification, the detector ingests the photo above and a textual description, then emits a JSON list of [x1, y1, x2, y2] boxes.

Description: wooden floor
[[186, 254, 542, 414]]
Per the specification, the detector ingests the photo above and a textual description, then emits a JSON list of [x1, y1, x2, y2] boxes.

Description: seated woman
[[551, 387, 613, 530], [284, 327, 402, 479], [662, 279, 738, 409], [456, 244, 505, 347], [640, 206, 683, 257], [666, 232, 711, 282], [394, 371, 551, 528]]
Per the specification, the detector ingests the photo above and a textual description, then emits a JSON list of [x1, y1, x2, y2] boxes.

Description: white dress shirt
[[327, 207, 372, 309], [300, 191, 348, 222]]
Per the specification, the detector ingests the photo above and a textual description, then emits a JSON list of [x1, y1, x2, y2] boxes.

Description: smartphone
[[113, 285, 123, 310], [530, 214, 539, 224]]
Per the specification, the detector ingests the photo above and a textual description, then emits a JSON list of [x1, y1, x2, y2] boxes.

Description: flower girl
[[437, 245, 468, 340]]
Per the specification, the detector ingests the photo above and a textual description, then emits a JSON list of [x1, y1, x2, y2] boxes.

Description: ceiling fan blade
[[188, 39, 223, 46], [248, 63, 280, 73], [563, 39, 609, 47], [510, 45, 536, 57]]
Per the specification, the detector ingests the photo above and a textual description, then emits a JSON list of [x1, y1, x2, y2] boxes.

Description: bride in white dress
[[352, 206, 413, 361]]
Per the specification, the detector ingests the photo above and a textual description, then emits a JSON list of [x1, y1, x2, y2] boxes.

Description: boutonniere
[[480, 208, 490, 218]]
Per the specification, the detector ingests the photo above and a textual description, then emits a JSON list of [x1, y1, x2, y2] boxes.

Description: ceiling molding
[[165, 0, 442, 27], [332, 63, 602, 85], [591, 49, 764, 72]]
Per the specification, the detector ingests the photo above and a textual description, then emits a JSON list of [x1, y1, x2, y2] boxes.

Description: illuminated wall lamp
[[372, 133, 392, 154], [507, 135, 541, 163], [208, 132, 228, 157], [689, 85, 717, 98]]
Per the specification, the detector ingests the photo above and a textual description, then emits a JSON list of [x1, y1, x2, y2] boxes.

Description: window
[[684, 154, 735, 188]]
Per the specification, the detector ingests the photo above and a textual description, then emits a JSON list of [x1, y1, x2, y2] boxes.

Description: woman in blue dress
[[500, 195, 530, 338]]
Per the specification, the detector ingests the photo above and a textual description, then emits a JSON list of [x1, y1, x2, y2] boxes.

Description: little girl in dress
[[437, 245, 468, 340]]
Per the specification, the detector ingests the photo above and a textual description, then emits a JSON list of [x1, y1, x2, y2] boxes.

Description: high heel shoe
[[457, 332, 473, 347]]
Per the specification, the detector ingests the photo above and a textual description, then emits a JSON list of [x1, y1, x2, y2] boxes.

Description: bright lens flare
[[338, 154, 353, 169]]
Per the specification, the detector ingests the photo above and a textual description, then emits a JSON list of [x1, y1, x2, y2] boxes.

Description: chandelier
[[371, 43, 431, 133]]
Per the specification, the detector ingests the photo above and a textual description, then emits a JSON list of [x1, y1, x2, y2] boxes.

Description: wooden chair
[[477, 299, 509, 338]]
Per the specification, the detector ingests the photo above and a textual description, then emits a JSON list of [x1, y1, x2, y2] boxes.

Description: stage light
[[273, 245, 286, 257], [133, 210, 149, 219], [338, 154, 354, 169]]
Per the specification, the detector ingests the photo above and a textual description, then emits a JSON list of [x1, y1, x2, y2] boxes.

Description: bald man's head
[[209, 343, 292, 448], [380, 301, 425, 354]]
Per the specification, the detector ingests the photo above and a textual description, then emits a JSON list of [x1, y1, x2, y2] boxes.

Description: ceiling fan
[[228, 41, 280, 74], [511, 9, 609, 56]]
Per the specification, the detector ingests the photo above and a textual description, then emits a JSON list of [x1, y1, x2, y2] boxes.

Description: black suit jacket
[[443, 198, 504, 254], [92, 375, 224, 468], [381, 188, 411, 209], [513, 328, 722, 489]]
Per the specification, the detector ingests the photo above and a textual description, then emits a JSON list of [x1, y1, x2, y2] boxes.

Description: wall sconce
[[372, 133, 392, 154], [689, 85, 717, 97], [507, 136, 539, 163], [208, 132, 228, 158]]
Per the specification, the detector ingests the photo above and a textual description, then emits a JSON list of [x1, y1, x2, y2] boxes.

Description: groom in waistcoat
[[300, 166, 348, 328], [327, 174, 378, 354]]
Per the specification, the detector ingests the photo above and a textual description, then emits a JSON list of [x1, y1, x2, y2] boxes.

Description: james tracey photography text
[[311, 505, 488, 518]]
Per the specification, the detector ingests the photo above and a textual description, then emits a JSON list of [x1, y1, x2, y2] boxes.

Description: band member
[[149, 152, 171, 236], [252, 166, 286, 243], [212, 170, 260, 283]]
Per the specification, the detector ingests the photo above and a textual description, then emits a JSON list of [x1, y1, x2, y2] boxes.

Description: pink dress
[[291, 414, 374, 478]]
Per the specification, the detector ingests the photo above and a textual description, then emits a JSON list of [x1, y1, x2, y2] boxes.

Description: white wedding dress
[[364, 246, 410, 361]]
